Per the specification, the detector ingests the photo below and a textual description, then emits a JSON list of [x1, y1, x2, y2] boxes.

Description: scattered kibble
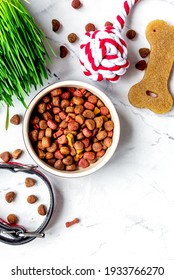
[[12, 149, 23, 160], [65, 218, 80, 228], [68, 33, 78, 43], [10, 114, 20, 125], [139, 48, 150, 58], [38, 204, 47, 216], [5, 192, 16, 203], [71, 0, 81, 9], [0, 151, 12, 163], [60, 45, 68, 58], [52, 19, 61, 32], [25, 177, 36, 187], [85, 23, 95, 32], [27, 195, 38, 204], [104, 21, 113, 27], [126, 29, 136, 40], [135, 60, 147, 71], [7, 214, 18, 224]]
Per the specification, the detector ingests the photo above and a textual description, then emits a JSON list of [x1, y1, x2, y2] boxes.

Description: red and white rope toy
[[80, 0, 139, 83]]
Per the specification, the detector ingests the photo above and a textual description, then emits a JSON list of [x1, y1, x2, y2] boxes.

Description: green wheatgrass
[[0, 0, 55, 128]]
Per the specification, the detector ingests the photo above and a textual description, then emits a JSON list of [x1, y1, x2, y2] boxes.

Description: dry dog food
[[71, 0, 81, 9], [10, 114, 20, 125], [3, 174, 48, 226], [126, 29, 136, 40], [104, 21, 113, 27], [0, 149, 23, 162], [85, 23, 96, 32], [65, 218, 80, 227], [60, 45, 68, 58], [68, 33, 78, 43], [52, 19, 61, 32], [135, 60, 147, 71], [128, 20, 174, 114], [25, 177, 36, 187], [5, 192, 16, 203], [29, 87, 114, 171], [0, 151, 11, 163], [139, 48, 150, 58], [38, 204, 46, 216], [27, 195, 38, 204], [7, 214, 18, 224], [12, 149, 23, 159]]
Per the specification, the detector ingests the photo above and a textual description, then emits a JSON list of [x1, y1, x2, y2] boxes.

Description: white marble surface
[[1, 0, 174, 278]]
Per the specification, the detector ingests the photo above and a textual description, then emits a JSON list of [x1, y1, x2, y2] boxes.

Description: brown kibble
[[104, 120, 114, 131], [60, 45, 68, 58], [5, 192, 16, 203], [31, 115, 40, 125], [68, 33, 78, 43], [92, 142, 103, 152], [139, 48, 150, 58], [43, 111, 53, 121], [37, 149, 45, 159], [29, 130, 38, 142], [12, 149, 23, 160], [100, 106, 109, 116], [37, 103, 46, 114], [62, 155, 73, 166], [85, 119, 95, 130], [96, 149, 105, 158], [7, 214, 18, 225], [126, 29, 136, 40], [27, 195, 38, 204], [104, 21, 113, 27], [45, 152, 54, 160], [82, 109, 95, 119], [0, 151, 11, 163], [54, 159, 65, 170], [10, 114, 20, 125], [71, 0, 81, 9], [135, 60, 147, 71], [66, 164, 76, 171], [94, 116, 103, 128], [25, 177, 36, 187], [42, 136, 51, 148], [52, 19, 60, 32], [85, 23, 95, 32], [47, 158, 56, 166], [38, 204, 47, 216], [60, 146, 70, 155], [104, 137, 112, 148], [96, 130, 107, 141], [74, 141, 84, 150]]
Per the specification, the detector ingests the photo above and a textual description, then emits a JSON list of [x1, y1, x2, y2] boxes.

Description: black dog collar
[[0, 162, 54, 245]]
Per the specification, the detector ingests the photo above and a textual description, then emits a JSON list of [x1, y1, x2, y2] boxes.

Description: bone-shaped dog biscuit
[[128, 20, 174, 114]]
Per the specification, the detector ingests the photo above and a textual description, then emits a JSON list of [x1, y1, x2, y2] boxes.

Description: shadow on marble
[[111, 108, 134, 162]]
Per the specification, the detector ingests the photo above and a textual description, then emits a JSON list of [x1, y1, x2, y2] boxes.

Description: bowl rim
[[23, 80, 120, 178]]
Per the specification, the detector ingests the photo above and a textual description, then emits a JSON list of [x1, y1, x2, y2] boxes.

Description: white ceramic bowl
[[23, 81, 120, 178]]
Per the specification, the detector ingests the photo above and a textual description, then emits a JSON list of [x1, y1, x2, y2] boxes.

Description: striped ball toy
[[80, 0, 139, 83]]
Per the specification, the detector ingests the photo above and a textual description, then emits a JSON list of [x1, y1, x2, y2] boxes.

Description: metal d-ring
[[16, 231, 45, 238]]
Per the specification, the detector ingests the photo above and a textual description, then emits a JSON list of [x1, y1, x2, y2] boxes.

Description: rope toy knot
[[80, 26, 129, 82], [79, 0, 139, 83]]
